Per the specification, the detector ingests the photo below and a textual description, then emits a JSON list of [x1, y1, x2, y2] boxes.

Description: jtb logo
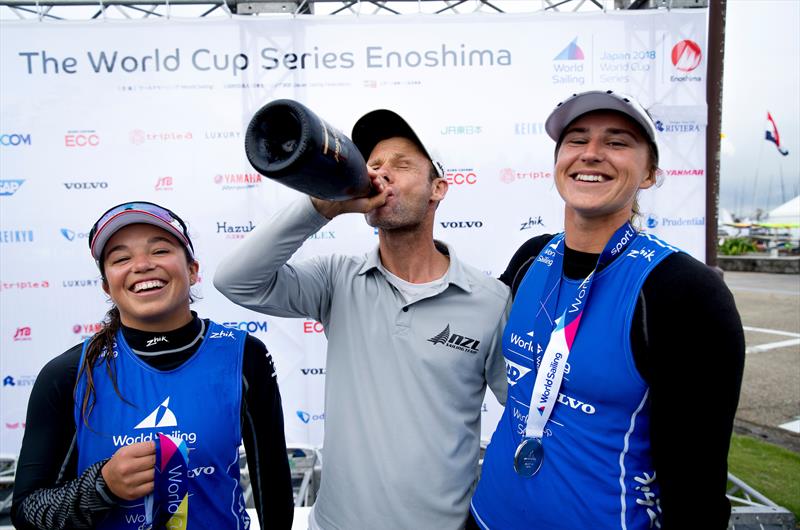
[[13, 327, 32, 341]]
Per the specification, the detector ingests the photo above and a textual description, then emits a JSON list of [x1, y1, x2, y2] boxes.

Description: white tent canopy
[[766, 196, 800, 225]]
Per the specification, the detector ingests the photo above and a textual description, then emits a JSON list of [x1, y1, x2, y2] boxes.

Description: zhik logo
[[428, 324, 481, 353]]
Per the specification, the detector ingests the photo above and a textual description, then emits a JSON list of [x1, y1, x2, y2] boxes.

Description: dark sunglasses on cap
[[89, 201, 194, 262]]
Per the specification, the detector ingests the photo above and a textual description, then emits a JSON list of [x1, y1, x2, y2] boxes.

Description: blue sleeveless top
[[472, 232, 677, 529], [75, 321, 250, 529]]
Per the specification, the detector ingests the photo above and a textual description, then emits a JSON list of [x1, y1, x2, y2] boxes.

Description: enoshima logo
[[428, 324, 480, 353]]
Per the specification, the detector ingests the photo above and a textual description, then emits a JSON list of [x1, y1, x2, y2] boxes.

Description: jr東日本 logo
[[428, 324, 481, 353], [671, 40, 702, 72]]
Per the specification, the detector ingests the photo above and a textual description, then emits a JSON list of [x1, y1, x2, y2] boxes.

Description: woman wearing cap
[[469, 91, 744, 529], [12, 201, 294, 530]]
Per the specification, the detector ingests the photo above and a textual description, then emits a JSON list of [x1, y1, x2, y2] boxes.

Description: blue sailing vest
[[75, 321, 250, 529], [472, 232, 677, 529]]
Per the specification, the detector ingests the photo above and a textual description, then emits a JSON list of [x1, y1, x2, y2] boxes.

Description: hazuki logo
[[135, 397, 177, 429], [427, 324, 481, 353], [0, 179, 25, 196], [217, 220, 256, 239]]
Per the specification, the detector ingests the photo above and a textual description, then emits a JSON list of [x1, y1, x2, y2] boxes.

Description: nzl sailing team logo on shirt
[[427, 324, 481, 353]]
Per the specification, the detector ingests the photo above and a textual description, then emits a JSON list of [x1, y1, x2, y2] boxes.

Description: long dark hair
[[74, 244, 195, 427], [75, 305, 131, 428]]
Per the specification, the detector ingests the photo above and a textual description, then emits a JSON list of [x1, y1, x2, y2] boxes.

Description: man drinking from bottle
[[215, 108, 509, 530]]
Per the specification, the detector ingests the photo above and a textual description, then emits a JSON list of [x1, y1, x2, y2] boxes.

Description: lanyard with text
[[142, 433, 189, 530], [514, 222, 637, 477]]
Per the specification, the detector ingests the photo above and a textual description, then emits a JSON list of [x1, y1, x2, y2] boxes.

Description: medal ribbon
[[522, 222, 637, 441], [143, 433, 189, 530]]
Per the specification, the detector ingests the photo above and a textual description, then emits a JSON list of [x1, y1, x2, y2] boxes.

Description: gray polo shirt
[[214, 197, 509, 530]]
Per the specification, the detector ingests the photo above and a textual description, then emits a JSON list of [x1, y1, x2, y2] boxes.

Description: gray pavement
[[723, 271, 800, 449]]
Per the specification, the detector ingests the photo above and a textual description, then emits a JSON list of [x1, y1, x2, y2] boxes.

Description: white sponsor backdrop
[[0, 11, 708, 456]]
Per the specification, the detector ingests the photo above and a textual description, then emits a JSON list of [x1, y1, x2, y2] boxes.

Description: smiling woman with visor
[[468, 91, 745, 529], [12, 201, 293, 530]]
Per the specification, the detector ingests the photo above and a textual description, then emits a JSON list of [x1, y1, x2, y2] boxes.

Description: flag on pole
[[765, 112, 789, 156]]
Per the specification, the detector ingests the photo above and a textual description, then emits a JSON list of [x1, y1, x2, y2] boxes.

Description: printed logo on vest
[[135, 397, 177, 429], [427, 324, 481, 353], [505, 359, 532, 386]]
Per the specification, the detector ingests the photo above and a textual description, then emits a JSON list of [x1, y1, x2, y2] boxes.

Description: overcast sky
[[720, 0, 800, 217]]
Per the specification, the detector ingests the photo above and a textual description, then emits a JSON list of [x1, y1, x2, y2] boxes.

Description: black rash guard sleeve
[[12, 323, 294, 530], [499, 236, 745, 529], [241, 334, 294, 529]]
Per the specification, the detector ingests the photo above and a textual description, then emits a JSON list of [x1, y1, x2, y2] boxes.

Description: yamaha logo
[[428, 324, 480, 353]]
